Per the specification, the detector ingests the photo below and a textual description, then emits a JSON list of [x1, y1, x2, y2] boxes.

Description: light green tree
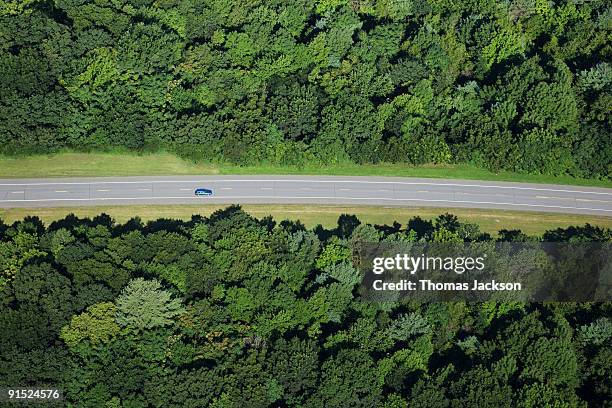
[[60, 302, 120, 348], [115, 278, 185, 332]]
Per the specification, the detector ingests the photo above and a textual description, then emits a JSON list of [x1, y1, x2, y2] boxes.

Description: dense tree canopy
[[1, 0, 610, 177], [0, 206, 610, 406]]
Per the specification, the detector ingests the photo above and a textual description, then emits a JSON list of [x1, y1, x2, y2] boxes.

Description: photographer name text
[[372, 279, 522, 291]]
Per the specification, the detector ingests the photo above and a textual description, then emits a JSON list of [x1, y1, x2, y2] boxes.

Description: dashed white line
[[535, 195, 573, 200], [10, 191, 24, 194], [456, 192, 512, 198], [179, 188, 192, 191], [97, 189, 109, 192], [220, 187, 233, 190], [576, 198, 612, 203], [54, 190, 68, 193]]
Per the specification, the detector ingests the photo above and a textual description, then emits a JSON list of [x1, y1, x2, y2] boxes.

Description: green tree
[[115, 278, 184, 332], [60, 302, 120, 349]]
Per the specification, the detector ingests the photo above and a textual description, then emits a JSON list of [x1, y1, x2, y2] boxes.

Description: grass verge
[[0, 152, 610, 188], [1, 204, 610, 236]]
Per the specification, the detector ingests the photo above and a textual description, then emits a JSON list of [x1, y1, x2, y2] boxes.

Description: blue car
[[194, 188, 214, 197]]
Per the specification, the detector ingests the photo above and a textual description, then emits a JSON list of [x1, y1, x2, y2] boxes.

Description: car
[[194, 188, 214, 196]]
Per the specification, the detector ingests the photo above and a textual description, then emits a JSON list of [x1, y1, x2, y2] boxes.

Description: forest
[[1, 0, 611, 178], [1, 206, 611, 407]]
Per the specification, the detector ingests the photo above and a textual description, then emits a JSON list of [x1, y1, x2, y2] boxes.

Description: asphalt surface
[[0, 176, 611, 216]]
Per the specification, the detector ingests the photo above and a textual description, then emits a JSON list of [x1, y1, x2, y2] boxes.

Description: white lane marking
[[339, 188, 351, 191], [220, 187, 232, 190], [55, 190, 68, 193], [378, 189, 391, 192], [535, 195, 573, 200], [456, 192, 512, 198], [179, 188, 192, 191], [0, 179, 610, 195], [96, 189, 109, 192], [10, 191, 24, 194], [576, 198, 612, 203], [0, 196, 610, 213], [138, 188, 151, 191]]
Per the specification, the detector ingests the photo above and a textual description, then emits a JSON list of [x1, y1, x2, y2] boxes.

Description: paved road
[[0, 176, 611, 216]]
